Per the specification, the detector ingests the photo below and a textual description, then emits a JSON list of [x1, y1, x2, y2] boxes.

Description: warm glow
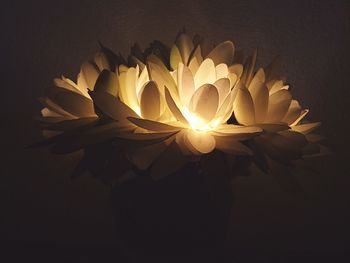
[[183, 107, 220, 132], [37, 31, 323, 180]]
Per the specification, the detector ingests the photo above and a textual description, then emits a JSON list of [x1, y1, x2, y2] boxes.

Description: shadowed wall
[[2, 0, 349, 261]]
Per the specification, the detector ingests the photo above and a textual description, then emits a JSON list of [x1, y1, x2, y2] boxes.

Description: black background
[[2, 0, 350, 262]]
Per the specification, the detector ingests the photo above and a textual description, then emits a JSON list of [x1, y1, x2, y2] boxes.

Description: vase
[[111, 162, 234, 259]]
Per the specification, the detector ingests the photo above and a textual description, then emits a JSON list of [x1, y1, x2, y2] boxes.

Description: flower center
[[183, 107, 220, 132]]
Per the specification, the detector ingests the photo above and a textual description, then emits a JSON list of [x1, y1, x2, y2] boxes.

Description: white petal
[[248, 79, 269, 123], [127, 117, 181, 132], [214, 78, 230, 107], [147, 55, 178, 99], [50, 90, 95, 117], [140, 81, 161, 120], [94, 52, 110, 71], [242, 49, 257, 86], [228, 64, 243, 78], [178, 63, 195, 107], [215, 136, 253, 155], [188, 45, 203, 74], [282, 100, 302, 125], [206, 41, 234, 65], [213, 124, 262, 140], [215, 63, 229, 79], [93, 70, 118, 96], [164, 87, 189, 126], [81, 62, 100, 90], [265, 90, 292, 123], [189, 84, 219, 122], [269, 80, 284, 94], [54, 76, 90, 98], [136, 66, 149, 97], [90, 90, 138, 122], [194, 58, 216, 89], [176, 33, 194, 65], [170, 44, 182, 70], [233, 87, 255, 125], [290, 109, 309, 126], [186, 129, 216, 154], [291, 122, 321, 134]]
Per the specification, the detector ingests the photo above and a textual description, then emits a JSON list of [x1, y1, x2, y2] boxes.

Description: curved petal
[[290, 109, 309, 126], [170, 44, 182, 70], [93, 70, 118, 96], [90, 90, 138, 121], [54, 76, 90, 98], [206, 41, 234, 65], [213, 124, 262, 140], [228, 64, 243, 78], [214, 78, 230, 107], [215, 63, 229, 79], [127, 117, 181, 132], [50, 90, 95, 117], [80, 62, 100, 90], [233, 88, 256, 125], [248, 79, 269, 123], [176, 33, 194, 65], [188, 45, 203, 74], [215, 136, 253, 155], [269, 80, 283, 94], [194, 58, 216, 89], [147, 55, 178, 98], [265, 89, 292, 123], [291, 122, 321, 134], [164, 87, 189, 126], [125, 66, 139, 111], [189, 84, 219, 122], [94, 52, 110, 71], [178, 63, 195, 107], [282, 100, 302, 125], [140, 81, 161, 120], [185, 129, 216, 154]]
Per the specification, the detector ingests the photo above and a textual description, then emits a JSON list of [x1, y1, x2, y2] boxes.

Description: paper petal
[[233, 87, 256, 125], [127, 117, 181, 132], [164, 87, 189, 126], [255, 123, 289, 132], [93, 70, 118, 96], [91, 90, 138, 121], [147, 55, 178, 98], [186, 129, 216, 154], [178, 63, 195, 107], [292, 122, 321, 134], [228, 64, 243, 78], [206, 41, 234, 65], [282, 100, 302, 125], [50, 89, 96, 117], [189, 83, 219, 122], [81, 62, 100, 90], [213, 124, 262, 140], [140, 81, 161, 120], [248, 79, 269, 123], [215, 136, 253, 155], [265, 89, 292, 123], [170, 45, 182, 70], [94, 52, 110, 71], [214, 78, 230, 107], [194, 58, 216, 89], [176, 33, 194, 65]]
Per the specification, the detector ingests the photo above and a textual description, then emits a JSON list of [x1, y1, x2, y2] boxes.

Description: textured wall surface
[[2, 0, 350, 261]]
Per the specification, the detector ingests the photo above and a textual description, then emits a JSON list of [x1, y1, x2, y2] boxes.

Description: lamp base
[[111, 163, 233, 259]]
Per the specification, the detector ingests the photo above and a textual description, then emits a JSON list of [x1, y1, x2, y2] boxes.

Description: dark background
[[2, 0, 350, 262]]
